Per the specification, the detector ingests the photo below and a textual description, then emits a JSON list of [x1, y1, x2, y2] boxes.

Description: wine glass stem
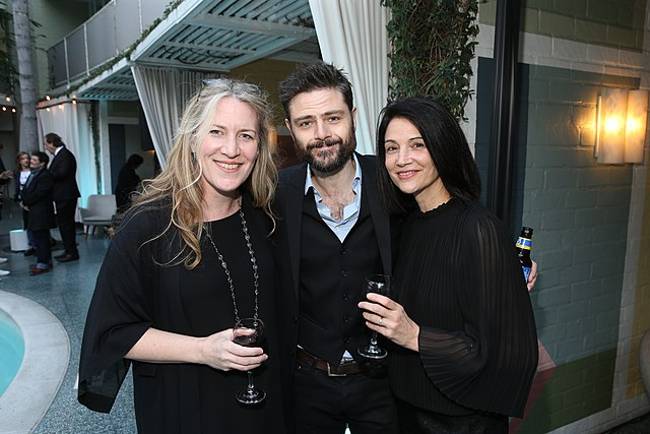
[[247, 370, 255, 390], [370, 332, 379, 346]]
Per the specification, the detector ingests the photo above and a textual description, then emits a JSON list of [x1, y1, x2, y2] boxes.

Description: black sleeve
[[77, 210, 156, 413], [417, 207, 538, 417], [50, 151, 76, 181], [14, 170, 20, 201], [0, 158, 9, 185], [22, 173, 54, 206]]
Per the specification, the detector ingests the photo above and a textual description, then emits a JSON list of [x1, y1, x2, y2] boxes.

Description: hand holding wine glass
[[233, 318, 267, 405], [358, 285, 421, 353], [197, 328, 266, 372], [357, 274, 391, 359]]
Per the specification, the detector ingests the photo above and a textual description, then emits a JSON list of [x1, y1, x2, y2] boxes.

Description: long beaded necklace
[[204, 207, 259, 323]]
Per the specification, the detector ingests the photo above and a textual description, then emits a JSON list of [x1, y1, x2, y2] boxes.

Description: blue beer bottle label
[[516, 237, 532, 250], [522, 266, 531, 282]]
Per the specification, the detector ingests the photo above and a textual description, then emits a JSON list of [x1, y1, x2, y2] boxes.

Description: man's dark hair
[[126, 154, 144, 168], [376, 96, 481, 213], [278, 61, 354, 118], [32, 151, 50, 165], [45, 133, 64, 147]]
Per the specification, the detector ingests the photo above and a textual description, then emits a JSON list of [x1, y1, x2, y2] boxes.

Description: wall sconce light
[[595, 88, 648, 164]]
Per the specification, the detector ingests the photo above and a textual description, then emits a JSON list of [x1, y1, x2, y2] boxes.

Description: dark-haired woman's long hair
[[376, 96, 481, 214]]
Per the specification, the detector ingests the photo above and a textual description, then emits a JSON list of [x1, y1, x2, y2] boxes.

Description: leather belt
[[296, 348, 363, 377]]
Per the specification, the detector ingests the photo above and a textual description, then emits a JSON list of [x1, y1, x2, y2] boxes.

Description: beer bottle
[[515, 227, 533, 282]]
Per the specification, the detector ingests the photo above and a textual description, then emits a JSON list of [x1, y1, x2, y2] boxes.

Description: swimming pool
[[0, 309, 24, 396]]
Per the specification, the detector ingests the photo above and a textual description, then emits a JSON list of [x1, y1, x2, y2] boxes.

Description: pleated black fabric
[[389, 198, 538, 419]]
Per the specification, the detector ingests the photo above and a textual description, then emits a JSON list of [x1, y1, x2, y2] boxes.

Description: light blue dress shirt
[[304, 154, 362, 243]]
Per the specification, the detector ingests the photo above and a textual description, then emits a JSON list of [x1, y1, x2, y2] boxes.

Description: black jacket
[[273, 154, 393, 428], [49, 147, 81, 201], [22, 168, 56, 231]]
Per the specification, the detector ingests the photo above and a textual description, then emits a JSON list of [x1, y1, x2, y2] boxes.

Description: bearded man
[[274, 62, 399, 434]]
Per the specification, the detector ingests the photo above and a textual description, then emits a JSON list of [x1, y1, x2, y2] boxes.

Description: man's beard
[[297, 132, 356, 176]]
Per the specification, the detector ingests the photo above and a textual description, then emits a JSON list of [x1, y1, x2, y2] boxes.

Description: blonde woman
[[78, 79, 284, 433]]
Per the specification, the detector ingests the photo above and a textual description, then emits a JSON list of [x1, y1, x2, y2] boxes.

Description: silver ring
[[379, 317, 384, 325]]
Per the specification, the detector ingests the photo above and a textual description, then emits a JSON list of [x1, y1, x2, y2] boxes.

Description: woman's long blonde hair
[[132, 78, 277, 269]]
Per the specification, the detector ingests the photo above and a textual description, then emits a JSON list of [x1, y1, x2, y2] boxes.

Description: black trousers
[[55, 199, 78, 255], [395, 398, 508, 434], [32, 229, 52, 267], [293, 362, 398, 434]]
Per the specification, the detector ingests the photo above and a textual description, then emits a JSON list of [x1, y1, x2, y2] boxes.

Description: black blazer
[[21, 169, 56, 231], [273, 154, 393, 426], [49, 147, 81, 201]]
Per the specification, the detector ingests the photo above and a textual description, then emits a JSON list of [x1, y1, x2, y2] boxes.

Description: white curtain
[[36, 102, 98, 208], [131, 66, 214, 167], [308, 0, 389, 155]]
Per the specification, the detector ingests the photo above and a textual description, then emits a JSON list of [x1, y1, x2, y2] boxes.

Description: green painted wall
[[479, 0, 647, 51], [476, 60, 635, 431], [519, 350, 616, 433]]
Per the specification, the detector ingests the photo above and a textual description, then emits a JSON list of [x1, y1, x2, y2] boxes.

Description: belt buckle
[[327, 363, 347, 377]]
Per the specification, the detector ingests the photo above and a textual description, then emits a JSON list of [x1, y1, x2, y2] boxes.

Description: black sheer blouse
[[389, 198, 538, 418]]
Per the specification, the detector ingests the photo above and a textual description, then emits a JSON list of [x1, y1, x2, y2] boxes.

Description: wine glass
[[233, 317, 266, 405], [358, 274, 390, 360]]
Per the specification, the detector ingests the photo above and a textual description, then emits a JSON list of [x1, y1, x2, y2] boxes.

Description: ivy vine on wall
[[382, 0, 479, 120]]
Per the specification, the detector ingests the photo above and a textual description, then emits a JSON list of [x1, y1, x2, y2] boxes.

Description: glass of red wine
[[233, 317, 266, 405], [358, 274, 390, 360]]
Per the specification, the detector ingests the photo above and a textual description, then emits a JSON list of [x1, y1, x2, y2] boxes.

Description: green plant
[[382, 0, 479, 120]]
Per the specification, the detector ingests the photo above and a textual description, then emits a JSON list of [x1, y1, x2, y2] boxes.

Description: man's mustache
[[306, 138, 341, 151]]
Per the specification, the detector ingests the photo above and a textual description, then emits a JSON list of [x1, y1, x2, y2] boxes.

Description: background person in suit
[[44, 133, 81, 262], [0, 143, 12, 220], [22, 151, 56, 275], [0, 144, 13, 275]]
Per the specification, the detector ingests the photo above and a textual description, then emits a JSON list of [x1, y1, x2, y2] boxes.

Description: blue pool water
[[0, 309, 24, 396]]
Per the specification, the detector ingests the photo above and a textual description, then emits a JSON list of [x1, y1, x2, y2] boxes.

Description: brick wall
[[469, 0, 650, 431], [479, 0, 646, 51], [476, 59, 641, 432]]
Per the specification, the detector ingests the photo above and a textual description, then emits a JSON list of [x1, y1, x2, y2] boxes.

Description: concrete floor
[[1, 201, 648, 434], [0, 202, 136, 433]]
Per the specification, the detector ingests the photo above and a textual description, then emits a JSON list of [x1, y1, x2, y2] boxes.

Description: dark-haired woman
[[359, 96, 538, 433]]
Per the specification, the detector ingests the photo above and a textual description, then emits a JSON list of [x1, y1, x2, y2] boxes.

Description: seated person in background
[[115, 153, 144, 212], [21, 151, 56, 276]]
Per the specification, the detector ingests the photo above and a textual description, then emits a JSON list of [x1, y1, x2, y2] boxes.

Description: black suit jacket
[[49, 147, 81, 201], [273, 154, 393, 427], [22, 169, 56, 231]]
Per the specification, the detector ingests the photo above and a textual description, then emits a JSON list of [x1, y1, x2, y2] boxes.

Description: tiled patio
[[0, 203, 136, 433], [1, 200, 649, 434]]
